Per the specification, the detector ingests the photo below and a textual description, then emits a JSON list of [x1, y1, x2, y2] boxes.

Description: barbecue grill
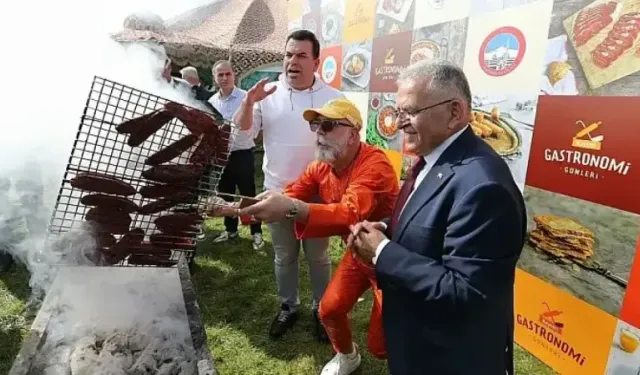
[[48, 76, 238, 266], [7, 77, 239, 374]]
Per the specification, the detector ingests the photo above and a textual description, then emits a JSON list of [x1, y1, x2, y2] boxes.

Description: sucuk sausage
[[164, 102, 217, 135], [128, 254, 177, 267], [95, 232, 117, 248], [127, 110, 175, 147], [80, 194, 139, 213], [139, 183, 192, 199], [86, 207, 132, 234], [145, 134, 200, 166], [116, 109, 160, 134], [137, 191, 193, 215], [141, 164, 204, 183], [105, 228, 145, 264], [189, 133, 217, 165], [155, 213, 203, 227], [70, 172, 136, 196], [130, 242, 172, 258], [149, 233, 194, 250]]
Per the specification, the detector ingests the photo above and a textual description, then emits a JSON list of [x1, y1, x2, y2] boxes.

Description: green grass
[[0, 151, 557, 374]]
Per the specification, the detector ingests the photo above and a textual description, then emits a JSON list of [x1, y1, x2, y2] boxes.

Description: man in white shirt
[[209, 60, 264, 250], [233, 30, 344, 341]]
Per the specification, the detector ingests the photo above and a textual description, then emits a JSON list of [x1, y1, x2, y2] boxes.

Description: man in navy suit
[[349, 60, 526, 375]]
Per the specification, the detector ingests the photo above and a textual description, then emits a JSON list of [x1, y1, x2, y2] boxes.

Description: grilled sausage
[[155, 213, 203, 227], [105, 228, 145, 264], [116, 109, 160, 134], [80, 194, 139, 213], [164, 102, 216, 135], [70, 172, 136, 196], [130, 242, 172, 258], [86, 207, 132, 234], [149, 233, 194, 250], [145, 134, 200, 166], [128, 254, 177, 267], [137, 192, 193, 215], [95, 232, 117, 248], [139, 183, 192, 199], [127, 110, 175, 147], [141, 164, 204, 183]]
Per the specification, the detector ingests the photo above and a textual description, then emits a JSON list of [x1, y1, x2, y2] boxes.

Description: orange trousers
[[319, 249, 386, 359]]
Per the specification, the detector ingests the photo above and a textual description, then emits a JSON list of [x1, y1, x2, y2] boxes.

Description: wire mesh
[[48, 76, 239, 267]]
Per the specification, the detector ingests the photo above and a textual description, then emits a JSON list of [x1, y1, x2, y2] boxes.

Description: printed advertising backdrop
[[289, 0, 640, 374]]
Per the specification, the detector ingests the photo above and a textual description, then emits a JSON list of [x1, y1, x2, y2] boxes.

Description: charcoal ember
[[164, 101, 216, 135], [128, 338, 160, 375], [70, 172, 136, 196], [145, 134, 200, 166], [139, 183, 193, 199], [127, 109, 175, 147], [138, 191, 193, 215], [141, 164, 204, 183], [70, 336, 100, 375], [150, 233, 194, 250], [80, 194, 139, 213]]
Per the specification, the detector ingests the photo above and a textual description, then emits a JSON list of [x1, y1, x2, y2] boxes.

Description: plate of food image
[[343, 52, 367, 78], [376, 105, 399, 140], [470, 107, 522, 158], [410, 40, 441, 65]]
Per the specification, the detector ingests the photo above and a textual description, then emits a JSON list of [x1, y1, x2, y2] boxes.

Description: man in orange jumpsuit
[[213, 98, 399, 374]]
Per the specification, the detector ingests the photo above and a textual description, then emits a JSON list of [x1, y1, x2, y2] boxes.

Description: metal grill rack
[[48, 76, 238, 266]]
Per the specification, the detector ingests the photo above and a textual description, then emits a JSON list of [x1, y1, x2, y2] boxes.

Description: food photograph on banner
[[411, 18, 469, 68], [374, 0, 416, 37], [605, 320, 640, 375], [471, 92, 537, 191], [545, 0, 640, 96], [341, 40, 373, 92], [366, 92, 404, 153], [320, 0, 345, 47], [463, 0, 553, 92], [413, 0, 472, 29], [521, 95, 640, 318]]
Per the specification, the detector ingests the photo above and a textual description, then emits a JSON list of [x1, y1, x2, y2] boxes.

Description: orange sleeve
[[283, 162, 319, 202], [295, 153, 398, 239]]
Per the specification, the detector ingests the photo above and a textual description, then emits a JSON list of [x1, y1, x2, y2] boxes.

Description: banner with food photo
[[411, 18, 469, 68], [605, 319, 640, 375], [413, 0, 472, 29], [545, 0, 640, 96], [366, 92, 404, 153], [342, 0, 376, 44], [514, 269, 618, 375], [462, 0, 554, 92], [374, 0, 416, 37], [320, 0, 345, 47], [341, 40, 373, 91], [319, 46, 343, 89], [470, 92, 537, 191]]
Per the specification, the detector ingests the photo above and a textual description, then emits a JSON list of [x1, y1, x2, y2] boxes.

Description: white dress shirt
[[209, 87, 255, 151], [372, 125, 469, 264]]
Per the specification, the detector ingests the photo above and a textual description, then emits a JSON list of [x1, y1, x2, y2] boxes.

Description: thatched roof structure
[[112, 0, 287, 77]]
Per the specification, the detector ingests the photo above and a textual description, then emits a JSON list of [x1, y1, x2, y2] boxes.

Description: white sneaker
[[252, 233, 264, 250], [321, 344, 361, 375], [213, 231, 238, 243]]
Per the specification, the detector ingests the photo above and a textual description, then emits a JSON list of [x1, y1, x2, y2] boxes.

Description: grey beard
[[315, 147, 339, 162]]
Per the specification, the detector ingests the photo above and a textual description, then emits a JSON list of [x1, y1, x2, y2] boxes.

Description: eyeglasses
[[309, 120, 353, 132], [392, 99, 454, 119]]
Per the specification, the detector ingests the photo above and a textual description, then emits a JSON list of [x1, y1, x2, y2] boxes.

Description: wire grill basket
[[48, 76, 239, 267]]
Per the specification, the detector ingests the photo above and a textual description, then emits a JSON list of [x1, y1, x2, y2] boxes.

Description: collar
[[423, 125, 469, 166], [218, 86, 238, 100]]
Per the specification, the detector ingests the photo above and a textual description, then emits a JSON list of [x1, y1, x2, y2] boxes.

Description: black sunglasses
[[393, 99, 454, 119], [309, 120, 353, 132]]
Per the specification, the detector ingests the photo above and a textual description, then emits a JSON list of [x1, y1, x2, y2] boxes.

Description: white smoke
[[0, 0, 213, 303]]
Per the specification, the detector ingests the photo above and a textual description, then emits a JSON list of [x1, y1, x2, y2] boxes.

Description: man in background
[[181, 66, 215, 102], [233, 30, 344, 341], [209, 60, 264, 250]]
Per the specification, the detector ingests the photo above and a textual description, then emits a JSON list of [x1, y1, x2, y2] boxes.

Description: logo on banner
[[478, 26, 526, 77], [544, 120, 631, 180], [516, 303, 586, 366], [305, 18, 317, 34], [322, 56, 337, 84]]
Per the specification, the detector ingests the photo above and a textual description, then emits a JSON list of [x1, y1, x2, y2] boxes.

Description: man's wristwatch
[[285, 198, 299, 219]]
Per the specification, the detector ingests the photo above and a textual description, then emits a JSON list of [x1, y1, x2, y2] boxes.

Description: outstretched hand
[[246, 78, 277, 104]]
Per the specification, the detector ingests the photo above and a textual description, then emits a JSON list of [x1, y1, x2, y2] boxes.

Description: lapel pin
[[437, 173, 443, 179]]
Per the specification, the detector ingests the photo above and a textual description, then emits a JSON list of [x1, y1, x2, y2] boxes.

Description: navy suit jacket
[[375, 127, 526, 375]]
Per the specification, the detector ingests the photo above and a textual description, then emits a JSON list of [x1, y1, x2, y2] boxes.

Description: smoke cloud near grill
[[0, 0, 212, 301]]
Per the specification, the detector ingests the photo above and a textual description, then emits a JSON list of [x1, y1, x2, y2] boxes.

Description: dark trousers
[[219, 148, 262, 235]]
